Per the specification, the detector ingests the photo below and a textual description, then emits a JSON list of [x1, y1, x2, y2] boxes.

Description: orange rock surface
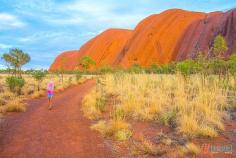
[[49, 29, 132, 71], [49, 8, 236, 71], [119, 9, 206, 67]]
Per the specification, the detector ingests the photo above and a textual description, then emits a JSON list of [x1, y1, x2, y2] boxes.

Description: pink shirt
[[47, 82, 54, 94]]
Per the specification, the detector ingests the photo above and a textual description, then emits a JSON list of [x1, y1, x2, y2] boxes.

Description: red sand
[[0, 80, 113, 158]]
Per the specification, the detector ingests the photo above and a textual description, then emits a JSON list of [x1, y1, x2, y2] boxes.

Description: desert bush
[[75, 71, 82, 82], [160, 110, 177, 126], [98, 65, 114, 74], [32, 70, 46, 91], [228, 53, 236, 88], [213, 35, 228, 58], [176, 59, 199, 79], [128, 64, 143, 74], [6, 76, 25, 95]]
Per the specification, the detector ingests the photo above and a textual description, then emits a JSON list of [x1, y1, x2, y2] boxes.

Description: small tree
[[1, 48, 30, 77], [32, 70, 47, 91], [1, 54, 11, 76], [80, 55, 96, 72], [75, 70, 82, 83], [213, 35, 228, 58]]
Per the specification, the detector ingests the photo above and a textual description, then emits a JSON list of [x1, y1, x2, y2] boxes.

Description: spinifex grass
[[83, 73, 233, 138]]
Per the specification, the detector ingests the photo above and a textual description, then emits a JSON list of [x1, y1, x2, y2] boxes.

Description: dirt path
[[0, 80, 113, 158]]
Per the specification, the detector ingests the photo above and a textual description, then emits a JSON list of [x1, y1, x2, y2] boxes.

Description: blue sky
[[0, 0, 235, 69]]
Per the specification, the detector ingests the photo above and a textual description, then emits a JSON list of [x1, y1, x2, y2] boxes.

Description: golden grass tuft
[[6, 99, 26, 112], [91, 119, 132, 141], [31, 90, 45, 99], [82, 89, 102, 120], [182, 142, 201, 157]]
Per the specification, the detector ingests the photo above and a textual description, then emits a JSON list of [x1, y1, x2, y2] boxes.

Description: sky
[[0, 0, 235, 70]]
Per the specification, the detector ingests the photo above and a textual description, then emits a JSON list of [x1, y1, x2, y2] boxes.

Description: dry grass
[[5, 99, 26, 112], [82, 89, 103, 120], [91, 119, 132, 141], [182, 142, 201, 157], [132, 138, 165, 157], [0, 74, 91, 114], [32, 90, 45, 98], [83, 73, 233, 141]]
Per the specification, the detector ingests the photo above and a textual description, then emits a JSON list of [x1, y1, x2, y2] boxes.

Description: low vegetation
[[0, 48, 92, 114], [0, 73, 89, 113], [81, 34, 235, 157]]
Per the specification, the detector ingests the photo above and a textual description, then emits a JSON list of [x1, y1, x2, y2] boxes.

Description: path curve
[[0, 79, 112, 158]]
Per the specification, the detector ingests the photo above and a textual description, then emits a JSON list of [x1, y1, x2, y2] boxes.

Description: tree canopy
[[213, 35, 228, 58], [2, 48, 30, 77], [80, 55, 96, 71]]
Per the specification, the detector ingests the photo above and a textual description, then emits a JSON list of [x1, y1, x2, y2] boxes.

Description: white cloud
[[11, 0, 146, 29], [18, 32, 64, 43], [52, 0, 145, 28], [0, 13, 26, 29], [18, 31, 99, 44], [0, 43, 12, 49]]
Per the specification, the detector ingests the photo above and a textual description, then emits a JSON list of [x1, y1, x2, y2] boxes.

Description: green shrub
[[6, 76, 25, 95], [228, 54, 236, 75], [176, 60, 198, 78], [99, 65, 114, 74], [128, 64, 143, 74], [160, 63, 176, 74], [160, 110, 177, 126], [145, 64, 160, 74]]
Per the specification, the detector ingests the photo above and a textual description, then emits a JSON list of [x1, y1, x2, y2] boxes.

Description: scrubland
[[0, 74, 89, 113], [82, 73, 236, 157]]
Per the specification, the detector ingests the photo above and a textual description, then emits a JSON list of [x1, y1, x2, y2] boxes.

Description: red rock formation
[[118, 9, 206, 67], [49, 50, 80, 71], [49, 8, 236, 71], [49, 29, 132, 71], [174, 9, 236, 60]]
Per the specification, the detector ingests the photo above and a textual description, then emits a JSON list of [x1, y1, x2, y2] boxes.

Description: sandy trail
[[0, 79, 112, 158]]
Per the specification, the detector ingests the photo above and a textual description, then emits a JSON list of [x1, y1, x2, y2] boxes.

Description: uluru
[[49, 8, 236, 71]]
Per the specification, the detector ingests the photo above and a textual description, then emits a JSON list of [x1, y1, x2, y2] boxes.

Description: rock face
[[49, 8, 236, 71], [118, 9, 206, 67], [49, 29, 132, 71], [174, 9, 236, 60]]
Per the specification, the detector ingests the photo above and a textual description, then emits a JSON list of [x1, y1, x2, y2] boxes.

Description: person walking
[[47, 80, 54, 110]]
